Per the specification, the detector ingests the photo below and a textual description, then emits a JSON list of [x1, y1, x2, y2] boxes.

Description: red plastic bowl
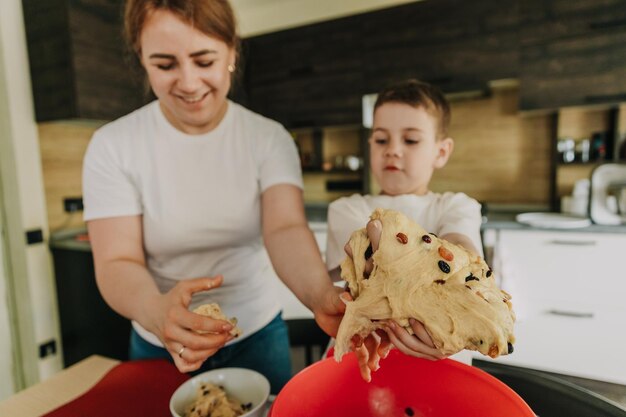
[[269, 349, 534, 417]]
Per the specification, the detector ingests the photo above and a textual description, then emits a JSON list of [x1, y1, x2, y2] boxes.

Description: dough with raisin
[[334, 208, 515, 362], [193, 303, 242, 338]]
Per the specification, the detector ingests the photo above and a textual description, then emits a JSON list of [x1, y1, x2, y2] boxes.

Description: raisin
[[396, 232, 408, 244], [465, 274, 479, 282], [364, 243, 373, 260], [434, 279, 446, 284], [438, 260, 450, 273], [243, 402, 253, 410], [486, 269, 493, 277], [438, 246, 454, 261], [507, 342, 514, 354], [421, 234, 432, 243], [488, 344, 499, 358]]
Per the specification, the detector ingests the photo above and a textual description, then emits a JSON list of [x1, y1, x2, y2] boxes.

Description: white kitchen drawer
[[495, 229, 626, 318], [475, 308, 626, 385], [488, 228, 626, 384]]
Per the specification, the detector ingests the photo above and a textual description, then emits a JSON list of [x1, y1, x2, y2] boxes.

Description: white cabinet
[[477, 228, 626, 385], [494, 230, 625, 318]]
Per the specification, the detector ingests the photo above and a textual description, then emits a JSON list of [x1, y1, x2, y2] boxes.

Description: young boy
[[327, 79, 482, 377]]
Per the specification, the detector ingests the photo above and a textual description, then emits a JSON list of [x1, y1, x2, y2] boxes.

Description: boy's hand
[[384, 318, 447, 361]]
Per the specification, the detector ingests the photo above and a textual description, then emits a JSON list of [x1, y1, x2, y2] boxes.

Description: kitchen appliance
[[589, 163, 626, 225]]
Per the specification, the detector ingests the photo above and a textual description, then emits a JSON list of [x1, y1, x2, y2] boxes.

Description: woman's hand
[[350, 329, 393, 382], [146, 275, 235, 373], [342, 219, 391, 381], [312, 285, 348, 338], [384, 318, 447, 361]]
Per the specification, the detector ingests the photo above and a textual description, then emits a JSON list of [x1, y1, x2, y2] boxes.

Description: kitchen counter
[[482, 212, 626, 233], [49, 227, 91, 252], [0, 355, 274, 417], [0, 355, 119, 416], [2, 354, 623, 416], [305, 202, 626, 233]]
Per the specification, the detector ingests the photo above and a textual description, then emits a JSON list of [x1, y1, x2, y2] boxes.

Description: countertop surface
[[53, 209, 626, 252], [480, 211, 626, 233], [0, 355, 119, 416]]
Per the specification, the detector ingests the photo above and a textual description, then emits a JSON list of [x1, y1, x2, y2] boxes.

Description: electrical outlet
[[39, 339, 57, 359], [63, 197, 83, 213]]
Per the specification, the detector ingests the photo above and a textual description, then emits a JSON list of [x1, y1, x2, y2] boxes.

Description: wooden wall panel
[[558, 107, 611, 139], [303, 172, 361, 202], [39, 122, 101, 231], [556, 164, 596, 198], [430, 87, 553, 205]]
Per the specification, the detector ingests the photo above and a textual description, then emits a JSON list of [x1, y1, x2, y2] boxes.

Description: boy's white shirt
[[325, 192, 482, 366], [326, 192, 484, 272]]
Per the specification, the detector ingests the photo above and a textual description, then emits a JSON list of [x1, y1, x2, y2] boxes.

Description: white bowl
[[170, 367, 270, 417]]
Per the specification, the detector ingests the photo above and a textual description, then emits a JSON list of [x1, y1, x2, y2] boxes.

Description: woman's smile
[[174, 90, 211, 105]]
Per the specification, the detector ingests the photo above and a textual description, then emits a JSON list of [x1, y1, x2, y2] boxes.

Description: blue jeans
[[129, 313, 292, 394]]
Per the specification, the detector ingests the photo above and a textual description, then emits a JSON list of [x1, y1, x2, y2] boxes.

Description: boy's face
[[369, 102, 453, 196]]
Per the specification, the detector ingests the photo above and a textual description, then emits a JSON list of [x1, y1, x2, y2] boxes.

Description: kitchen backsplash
[[38, 86, 554, 232], [39, 121, 102, 231]]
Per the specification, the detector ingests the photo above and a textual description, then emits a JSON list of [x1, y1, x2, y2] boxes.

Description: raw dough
[[184, 382, 251, 417], [334, 208, 515, 362], [193, 303, 243, 338]]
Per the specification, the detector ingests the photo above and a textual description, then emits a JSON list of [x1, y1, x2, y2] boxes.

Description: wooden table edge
[[0, 355, 119, 416]]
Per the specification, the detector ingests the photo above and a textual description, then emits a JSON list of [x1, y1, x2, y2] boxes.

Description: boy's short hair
[[374, 79, 451, 139]]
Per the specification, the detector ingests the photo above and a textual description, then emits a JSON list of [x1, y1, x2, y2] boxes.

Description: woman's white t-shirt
[[83, 100, 303, 346], [325, 192, 483, 272]]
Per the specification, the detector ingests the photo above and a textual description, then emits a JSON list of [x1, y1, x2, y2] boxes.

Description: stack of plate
[[515, 212, 591, 229]]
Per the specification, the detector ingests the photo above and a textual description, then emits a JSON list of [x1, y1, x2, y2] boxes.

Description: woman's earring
[[228, 64, 235, 73]]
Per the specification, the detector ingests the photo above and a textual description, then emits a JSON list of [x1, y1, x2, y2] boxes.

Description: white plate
[[515, 212, 592, 229]]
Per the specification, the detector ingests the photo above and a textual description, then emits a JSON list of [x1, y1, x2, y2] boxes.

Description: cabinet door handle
[[547, 310, 594, 318], [546, 239, 597, 246]]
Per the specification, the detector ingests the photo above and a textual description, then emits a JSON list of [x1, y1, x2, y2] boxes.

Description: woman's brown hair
[[124, 0, 239, 54]]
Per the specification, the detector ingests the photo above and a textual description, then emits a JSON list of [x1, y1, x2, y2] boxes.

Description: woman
[[82, 0, 345, 393]]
